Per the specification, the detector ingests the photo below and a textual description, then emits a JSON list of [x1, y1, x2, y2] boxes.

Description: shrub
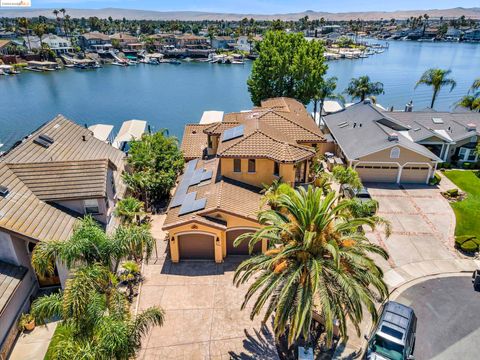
[[462, 162, 472, 169], [455, 235, 476, 246], [460, 240, 479, 253], [446, 188, 459, 197], [429, 173, 441, 186]]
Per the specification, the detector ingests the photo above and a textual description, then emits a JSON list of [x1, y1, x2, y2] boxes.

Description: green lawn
[[444, 170, 480, 239], [43, 323, 65, 360]]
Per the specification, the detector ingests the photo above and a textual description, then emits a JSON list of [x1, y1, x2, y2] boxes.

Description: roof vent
[[363, 99, 372, 104], [405, 100, 413, 112], [33, 137, 51, 148], [388, 132, 399, 141], [0, 185, 9, 197], [39, 133, 54, 144], [432, 117, 444, 124], [466, 123, 477, 132]]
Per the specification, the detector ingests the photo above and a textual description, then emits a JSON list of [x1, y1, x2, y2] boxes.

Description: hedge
[[455, 235, 480, 253]]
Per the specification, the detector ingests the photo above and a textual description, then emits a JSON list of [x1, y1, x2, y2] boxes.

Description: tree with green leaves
[[31, 216, 155, 277], [456, 78, 480, 112], [332, 165, 363, 193], [17, 17, 31, 51], [32, 263, 163, 359], [415, 68, 456, 109], [313, 76, 344, 117], [233, 186, 389, 347], [123, 130, 184, 209], [345, 75, 384, 102], [247, 31, 327, 106], [114, 197, 145, 225]]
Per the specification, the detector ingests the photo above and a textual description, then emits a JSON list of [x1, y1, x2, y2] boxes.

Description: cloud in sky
[[29, 0, 479, 13]]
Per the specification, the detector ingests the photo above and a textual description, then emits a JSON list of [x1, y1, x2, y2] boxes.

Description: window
[[233, 159, 241, 173], [390, 147, 400, 159], [248, 159, 256, 173], [84, 199, 100, 214], [273, 162, 280, 176]]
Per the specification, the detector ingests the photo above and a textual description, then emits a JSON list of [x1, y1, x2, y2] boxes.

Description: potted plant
[[18, 313, 35, 332]]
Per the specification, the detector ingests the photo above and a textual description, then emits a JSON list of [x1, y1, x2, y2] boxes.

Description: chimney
[[388, 132, 399, 141], [466, 123, 477, 132], [405, 100, 413, 112], [363, 98, 372, 104]]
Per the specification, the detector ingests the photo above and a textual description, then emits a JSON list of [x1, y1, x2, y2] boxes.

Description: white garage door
[[355, 164, 399, 183], [400, 165, 430, 184]]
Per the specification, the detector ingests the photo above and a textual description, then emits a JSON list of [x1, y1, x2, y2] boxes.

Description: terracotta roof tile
[[180, 124, 209, 160]]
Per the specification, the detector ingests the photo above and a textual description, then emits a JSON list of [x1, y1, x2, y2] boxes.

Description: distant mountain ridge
[[1, 7, 480, 21]]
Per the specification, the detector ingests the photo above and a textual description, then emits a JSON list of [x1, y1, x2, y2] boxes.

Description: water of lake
[[1, 40, 479, 150]]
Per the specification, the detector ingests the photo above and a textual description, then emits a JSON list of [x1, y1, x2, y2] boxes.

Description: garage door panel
[[400, 166, 430, 183], [227, 229, 261, 255], [355, 164, 399, 183], [178, 233, 215, 260]]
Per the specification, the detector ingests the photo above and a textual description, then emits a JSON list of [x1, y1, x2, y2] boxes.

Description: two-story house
[[42, 34, 73, 55], [164, 98, 327, 263], [211, 35, 236, 49], [79, 31, 113, 52], [0, 115, 126, 357]]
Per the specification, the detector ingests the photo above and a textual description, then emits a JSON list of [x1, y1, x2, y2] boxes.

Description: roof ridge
[[264, 110, 324, 140], [217, 130, 258, 155]]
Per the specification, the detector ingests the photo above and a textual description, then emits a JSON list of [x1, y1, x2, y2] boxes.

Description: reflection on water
[[0, 40, 479, 149]]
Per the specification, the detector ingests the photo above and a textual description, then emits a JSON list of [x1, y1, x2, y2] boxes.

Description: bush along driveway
[[444, 170, 480, 252]]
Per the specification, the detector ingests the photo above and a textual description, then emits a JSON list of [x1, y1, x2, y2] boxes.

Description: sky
[[27, 0, 480, 14]]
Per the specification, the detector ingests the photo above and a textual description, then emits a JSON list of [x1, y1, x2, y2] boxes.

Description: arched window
[[390, 147, 400, 159]]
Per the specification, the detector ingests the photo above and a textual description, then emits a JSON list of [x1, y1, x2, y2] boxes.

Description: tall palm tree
[[31, 216, 155, 278], [345, 75, 384, 102], [456, 78, 480, 112], [234, 187, 389, 346], [114, 197, 145, 225], [313, 76, 344, 118], [17, 18, 31, 51], [415, 68, 456, 109], [32, 264, 164, 359]]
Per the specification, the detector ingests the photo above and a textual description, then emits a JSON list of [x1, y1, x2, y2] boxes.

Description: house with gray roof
[[323, 100, 442, 184]]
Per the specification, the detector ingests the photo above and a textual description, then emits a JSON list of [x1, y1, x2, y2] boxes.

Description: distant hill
[[1, 7, 480, 21]]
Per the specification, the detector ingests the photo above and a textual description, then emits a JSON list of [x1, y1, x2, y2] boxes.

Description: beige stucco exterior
[[166, 210, 266, 263], [351, 145, 436, 184], [220, 158, 299, 187]]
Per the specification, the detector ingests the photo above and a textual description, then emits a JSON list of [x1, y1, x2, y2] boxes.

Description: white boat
[[112, 119, 148, 151], [112, 61, 128, 67]]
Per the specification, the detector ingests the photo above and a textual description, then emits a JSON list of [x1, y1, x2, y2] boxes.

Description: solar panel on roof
[[200, 170, 213, 182], [222, 125, 244, 142], [178, 192, 207, 216]]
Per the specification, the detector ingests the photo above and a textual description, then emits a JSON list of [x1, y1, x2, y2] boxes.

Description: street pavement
[[395, 275, 480, 360]]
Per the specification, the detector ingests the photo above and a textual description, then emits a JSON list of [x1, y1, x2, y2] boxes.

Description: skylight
[[432, 117, 444, 124]]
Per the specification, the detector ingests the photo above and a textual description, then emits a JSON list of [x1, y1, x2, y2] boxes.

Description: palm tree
[[415, 68, 456, 109], [345, 75, 384, 102], [17, 18, 31, 51], [114, 197, 145, 225], [120, 261, 142, 302], [260, 178, 295, 209], [233, 187, 389, 346], [332, 165, 363, 193], [456, 78, 480, 112], [31, 216, 155, 278], [312, 76, 344, 118], [31, 264, 164, 359]]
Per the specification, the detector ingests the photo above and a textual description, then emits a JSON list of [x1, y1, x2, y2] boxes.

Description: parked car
[[472, 270, 480, 291], [365, 301, 417, 360], [341, 184, 372, 203]]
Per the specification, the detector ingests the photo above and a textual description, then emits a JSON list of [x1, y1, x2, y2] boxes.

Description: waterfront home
[[0, 40, 11, 55], [445, 27, 463, 41], [165, 98, 328, 262], [464, 29, 480, 42], [79, 31, 113, 52], [150, 33, 177, 50], [109, 32, 139, 48], [42, 34, 73, 55], [26, 60, 59, 72], [175, 34, 210, 49], [211, 35, 236, 50], [235, 35, 262, 53], [112, 119, 147, 151], [0, 115, 127, 357]]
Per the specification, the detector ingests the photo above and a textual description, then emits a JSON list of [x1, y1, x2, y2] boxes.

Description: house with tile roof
[[322, 99, 480, 184], [0, 115, 127, 354], [165, 97, 329, 262]]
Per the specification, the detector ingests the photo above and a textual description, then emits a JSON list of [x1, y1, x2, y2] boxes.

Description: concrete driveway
[[365, 183, 457, 272], [137, 223, 279, 360]]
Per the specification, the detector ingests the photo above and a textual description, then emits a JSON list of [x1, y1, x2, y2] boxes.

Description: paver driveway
[[137, 229, 279, 360], [365, 183, 457, 271]]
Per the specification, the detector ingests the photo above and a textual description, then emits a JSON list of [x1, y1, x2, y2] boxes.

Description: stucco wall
[[220, 158, 296, 187], [359, 145, 434, 165], [53, 197, 108, 224], [0, 232, 18, 265]]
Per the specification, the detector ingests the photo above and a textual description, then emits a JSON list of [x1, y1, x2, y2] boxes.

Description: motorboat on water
[[112, 61, 128, 67]]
